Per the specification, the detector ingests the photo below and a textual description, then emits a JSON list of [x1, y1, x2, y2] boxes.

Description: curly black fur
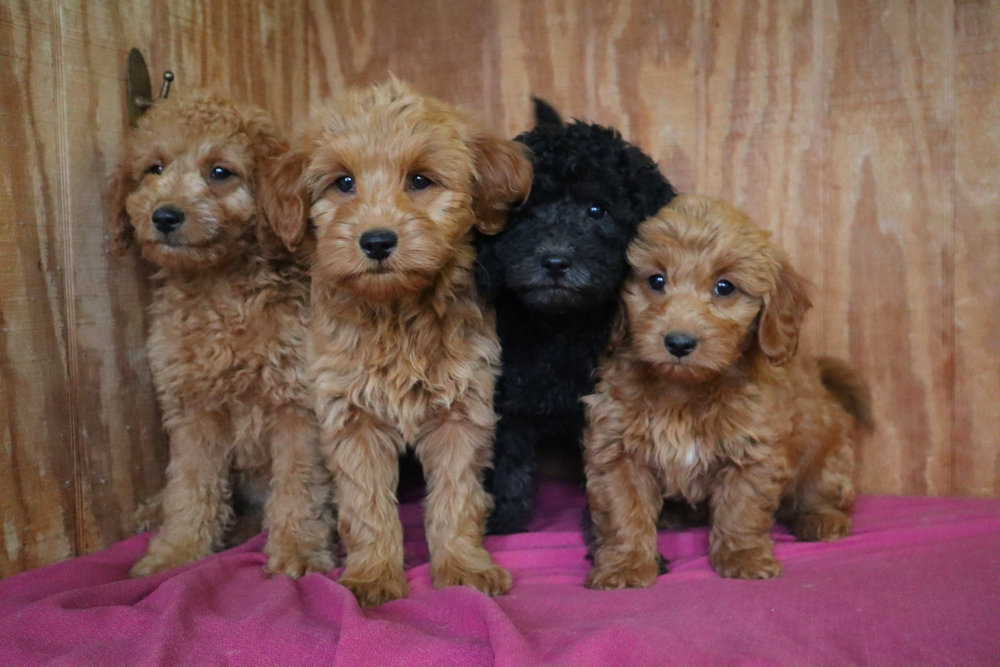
[[477, 99, 676, 534]]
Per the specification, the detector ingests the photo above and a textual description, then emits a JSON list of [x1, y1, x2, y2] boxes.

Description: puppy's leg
[[584, 452, 663, 590], [486, 415, 541, 535], [789, 441, 855, 542], [264, 406, 336, 578], [329, 410, 408, 607], [130, 415, 231, 577], [709, 458, 787, 580], [417, 409, 512, 597]]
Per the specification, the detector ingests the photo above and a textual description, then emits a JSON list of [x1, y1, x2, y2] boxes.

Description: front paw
[[339, 564, 410, 607], [129, 539, 211, 578], [265, 547, 336, 579], [586, 555, 661, 590], [711, 543, 783, 580], [433, 560, 512, 597], [792, 511, 851, 542]]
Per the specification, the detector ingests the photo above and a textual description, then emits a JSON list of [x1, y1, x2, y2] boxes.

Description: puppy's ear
[[606, 304, 630, 353], [758, 260, 812, 365], [469, 133, 533, 235], [622, 144, 676, 221], [532, 97, 563, 127], [257, 148, 311, 253], [107, 161, 136, 255]]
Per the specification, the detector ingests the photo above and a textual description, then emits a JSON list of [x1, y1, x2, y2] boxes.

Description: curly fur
[[476, 99, 676, 534], [109, 90, 335, 579], [583, 195, 872, 590], [258, 79, 532, 607]]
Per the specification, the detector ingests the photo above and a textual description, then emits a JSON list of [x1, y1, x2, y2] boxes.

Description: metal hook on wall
[[127, 48, 175, 127]]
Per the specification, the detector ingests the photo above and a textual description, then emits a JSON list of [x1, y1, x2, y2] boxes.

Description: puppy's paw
[[711, 544, 783, 580], [339, 565, 409, 608], [129, 540, 211, 578], [585, 556, 661, 590], [265, 548, 336, 579], [792, 511, 851, 542], [433, 561, 512, 597]]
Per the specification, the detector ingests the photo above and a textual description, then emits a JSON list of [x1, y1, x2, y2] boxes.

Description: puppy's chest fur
[[148, 260, 311, 422], [610, 359, 793, 503], [495, 297, 616, 425], [313, 286, 499, 443]]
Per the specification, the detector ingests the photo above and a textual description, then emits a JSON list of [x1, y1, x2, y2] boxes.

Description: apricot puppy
[[110, 91, 334, 579], [260, 80, 532, 607], [583, 195, 872, 589]]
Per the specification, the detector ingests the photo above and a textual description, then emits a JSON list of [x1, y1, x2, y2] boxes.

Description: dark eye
[[209, 166, 234, 181], [648, 274, 666, 291], [411, 174, 433, 190], [146, 164, 163, 176], [714, 279, 736, 296], [334, 175, 355, 193], [587, 205, 606, 220]]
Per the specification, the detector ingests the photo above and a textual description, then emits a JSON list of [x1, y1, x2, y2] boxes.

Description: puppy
[[583, 195, 872, 589], [109, 91, 334, 579], [476, 99, 676, 534], [259, 80, 532, 607]]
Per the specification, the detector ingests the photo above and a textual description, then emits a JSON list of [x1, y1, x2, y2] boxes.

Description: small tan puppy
[[109, 91, 333, 579], [260, 80, 532, 607], [583, 195, 872, 590]]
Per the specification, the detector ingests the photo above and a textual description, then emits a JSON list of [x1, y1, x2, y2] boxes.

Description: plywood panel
[[0, 0, 77, 577], [825, 0, 955, 494], [698, 0, 831, 355], [954, 0, 1000, 497]]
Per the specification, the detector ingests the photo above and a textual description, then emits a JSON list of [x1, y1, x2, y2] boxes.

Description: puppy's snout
[[152, 206, 185, 235], [541, 254, 571, 278], [664, 332, 698, 358], [359, 229, 397, 261]]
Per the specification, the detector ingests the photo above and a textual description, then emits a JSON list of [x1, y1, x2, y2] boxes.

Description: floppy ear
[[757, 260, 812, 365], [257, 148, 311, 253], [107, 162, 136, 255], [469, 133, 533, 235]]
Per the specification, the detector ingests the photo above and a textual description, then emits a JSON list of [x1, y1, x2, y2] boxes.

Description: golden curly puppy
[[109, 91, 334, 579], [583, 195, 872, 589], [259, 80, 532, 607]]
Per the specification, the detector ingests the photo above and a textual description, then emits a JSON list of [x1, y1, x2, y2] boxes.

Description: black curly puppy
[[477, 99, 676, 534]]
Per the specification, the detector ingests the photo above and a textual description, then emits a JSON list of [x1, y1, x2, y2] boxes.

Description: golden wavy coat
[[583, 195, 872, 589], [109, 91, 333, 579], [260, 80, 532, 606]]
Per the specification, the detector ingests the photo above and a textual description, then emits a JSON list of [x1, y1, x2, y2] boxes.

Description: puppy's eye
[[146, 164, 163, 176], [334, 175, 355, 193], [209, 166, 235, 181], [411, 174, 434, 190], [587, 205, 606, 220], [714, 279, 736, 296], [648, 274, 666, 291]]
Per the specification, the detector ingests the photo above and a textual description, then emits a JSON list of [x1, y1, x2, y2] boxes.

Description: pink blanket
[[2, 478, 998, 666]]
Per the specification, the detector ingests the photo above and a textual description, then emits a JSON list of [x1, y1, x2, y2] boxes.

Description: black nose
[[664, 332, 698, 358], [152, 206, 185, 234], [359, 229, 397, 261], [541, 255, 571, 278]]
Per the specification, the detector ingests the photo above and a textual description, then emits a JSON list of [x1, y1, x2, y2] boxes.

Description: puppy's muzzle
[[359, 229, 397, 261], [664, 332, 698, 358], [152, 206, 185, 235], [541, 254, 571, 278]]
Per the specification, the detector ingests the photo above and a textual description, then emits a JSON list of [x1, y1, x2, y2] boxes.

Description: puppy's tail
[[817, 357, 874, 432], [532, 97, 564, 127]]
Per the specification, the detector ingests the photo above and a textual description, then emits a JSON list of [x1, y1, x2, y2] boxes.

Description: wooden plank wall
[[0, 0, 311, 578], [1, 0, 998, 576]]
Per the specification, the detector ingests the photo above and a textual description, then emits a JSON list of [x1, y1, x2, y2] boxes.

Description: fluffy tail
[[817, 357, 874, 432], [532, 97, 563, 126]]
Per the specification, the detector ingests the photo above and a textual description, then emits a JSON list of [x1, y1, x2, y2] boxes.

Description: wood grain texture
[[2, 0, 998, 575]]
